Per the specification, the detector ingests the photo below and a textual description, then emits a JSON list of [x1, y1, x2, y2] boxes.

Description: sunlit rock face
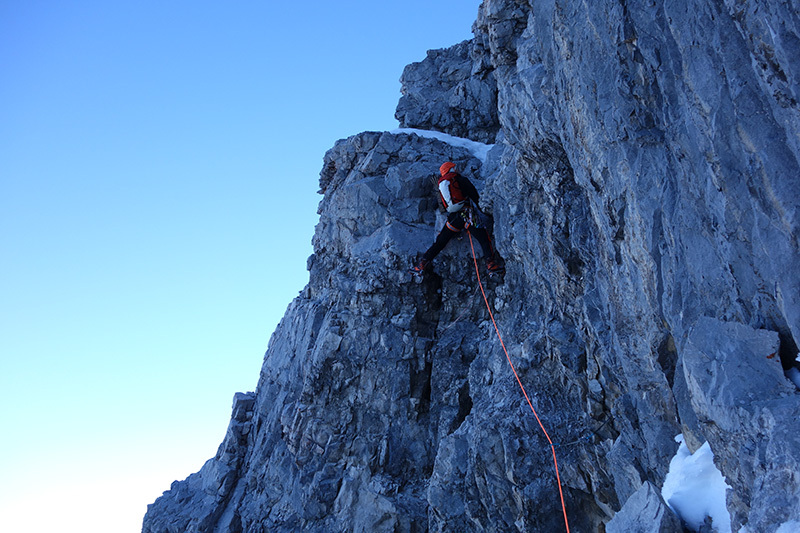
[[144, 1, 800, 532]]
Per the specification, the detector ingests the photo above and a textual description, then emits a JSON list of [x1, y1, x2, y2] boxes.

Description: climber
[[411, 161, 504, 275]]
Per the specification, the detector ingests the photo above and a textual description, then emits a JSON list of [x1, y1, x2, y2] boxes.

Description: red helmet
[[439, 161, 456, 177]]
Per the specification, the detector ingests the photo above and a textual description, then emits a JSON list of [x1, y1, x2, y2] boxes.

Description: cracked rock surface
[[144, 1, 800, 531]]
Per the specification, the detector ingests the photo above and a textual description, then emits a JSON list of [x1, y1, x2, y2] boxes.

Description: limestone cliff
[[144, 1, 800, 532]]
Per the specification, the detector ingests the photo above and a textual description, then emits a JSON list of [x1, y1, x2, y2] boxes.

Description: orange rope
[[468, 233, 571, 533]]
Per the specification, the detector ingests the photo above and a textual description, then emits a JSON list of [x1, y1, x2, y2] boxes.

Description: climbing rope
[[468, 233, 571, 533]]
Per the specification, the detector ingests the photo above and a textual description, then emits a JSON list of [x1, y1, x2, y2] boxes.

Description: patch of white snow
[[662, 435, 732, 533], [776, 520, 800, 533], [391, 128, 494, 162]]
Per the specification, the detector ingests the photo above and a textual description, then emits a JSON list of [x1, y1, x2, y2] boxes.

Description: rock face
[[396, 40, 500, 144], [606, 481, 682, 533], [144, 1, 800, 532]]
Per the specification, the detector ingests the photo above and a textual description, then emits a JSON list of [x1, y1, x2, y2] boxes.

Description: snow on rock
[[775, 521, 800, 533], [680, 317, 800, 530], [662, 435, 731, 532], [391, 128, 494, 163]]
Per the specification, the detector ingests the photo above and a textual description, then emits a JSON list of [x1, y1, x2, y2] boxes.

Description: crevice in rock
[[651, 209, 665, 318], [449, 381, 473, 434], [412, 271, 443, 339], [410, 359, 433, 418], [609, 196, 627, 266], [656, 333, 678, 389], [777, 330, 799, 371]]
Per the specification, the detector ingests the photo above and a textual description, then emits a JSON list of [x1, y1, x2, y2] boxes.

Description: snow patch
[[776, 521, 800, 533], [662, 435, 732, 533], [391, 128, 494, 162]]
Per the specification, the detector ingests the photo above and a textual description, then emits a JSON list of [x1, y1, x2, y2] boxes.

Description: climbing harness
[[461, 204, 475, 228], [468, 233, 571, 533]]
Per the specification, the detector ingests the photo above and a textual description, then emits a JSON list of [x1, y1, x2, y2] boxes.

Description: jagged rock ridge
[[144, 1, 800, 532]]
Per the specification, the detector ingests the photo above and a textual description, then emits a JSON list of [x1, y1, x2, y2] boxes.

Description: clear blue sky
[[0, 1, 481, 531]]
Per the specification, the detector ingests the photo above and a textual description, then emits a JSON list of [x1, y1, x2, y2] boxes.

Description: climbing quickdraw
[[459, 203, 482, 229]]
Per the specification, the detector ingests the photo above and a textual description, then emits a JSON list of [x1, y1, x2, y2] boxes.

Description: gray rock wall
[[144, 1, 800, 532], [396, 40, 500, 144], [471, 1, 800, 529]]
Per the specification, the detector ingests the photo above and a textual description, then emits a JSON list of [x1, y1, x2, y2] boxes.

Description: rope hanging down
[[467, 233, 571, 533]]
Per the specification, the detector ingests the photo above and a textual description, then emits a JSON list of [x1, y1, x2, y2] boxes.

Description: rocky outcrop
[[606, 481, 682, 533], [396, 40, 500, 144], [681, 319, 800, 531], [144, 392, 255, 532], [145, 130, 505, 532], [144, 1, 800, 532]]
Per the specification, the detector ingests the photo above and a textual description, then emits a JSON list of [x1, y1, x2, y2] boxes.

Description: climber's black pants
[[423, 211, 495, 262]]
